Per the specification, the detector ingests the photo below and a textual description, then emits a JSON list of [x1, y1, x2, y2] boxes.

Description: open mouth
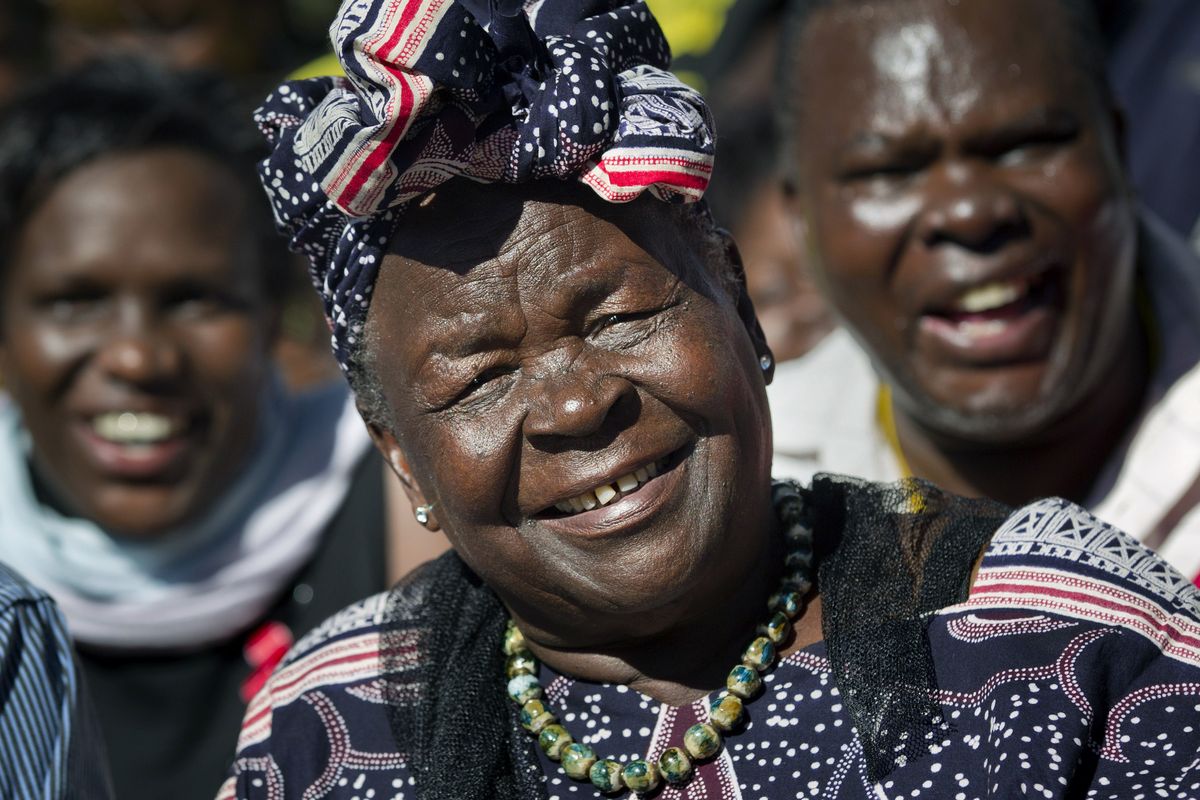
[[90, 411, 188, 447], [541, 452, 680, 519], [920, 269, 1064, 354], [76, 410, 199, 479]]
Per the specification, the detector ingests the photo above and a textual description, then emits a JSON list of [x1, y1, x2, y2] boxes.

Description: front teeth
[[92, 412, 179, 445], [955, 319, 1010, 340], [554, 460, 663, 514], [951, 280, 1025, 314]]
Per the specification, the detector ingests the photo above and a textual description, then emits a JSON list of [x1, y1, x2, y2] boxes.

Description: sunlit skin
[[787, 0, 1148, 504], [366, 180, 821, 704], [0, 148, 277, 537]]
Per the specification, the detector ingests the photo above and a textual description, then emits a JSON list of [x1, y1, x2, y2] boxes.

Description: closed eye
[[993, 127, 1079, 165], [454, 365, 518, 407], [595, 308, 660, 332], [837, 156, 930, 183]]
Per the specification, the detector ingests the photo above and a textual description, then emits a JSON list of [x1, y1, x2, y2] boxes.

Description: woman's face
[[368, 182, 775, 645], [789, 0, 1136, 441], [0, 148, 276, 537]]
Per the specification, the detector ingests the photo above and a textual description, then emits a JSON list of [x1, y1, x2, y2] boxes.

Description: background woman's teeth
[[93, 412, 176, 444], [955, 281, 1023, 314], [646, 462, 660, 478], [634, 467, 649, 482], [580, 492, 598, 510], [616, 473, 638, 492]]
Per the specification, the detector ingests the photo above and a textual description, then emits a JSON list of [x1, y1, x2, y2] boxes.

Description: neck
[[516, 504, 791, 707], [893, 307, 1150, 507]]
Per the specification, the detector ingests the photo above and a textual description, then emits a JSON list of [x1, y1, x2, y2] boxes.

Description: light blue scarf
[[0, 378, 371, 650]]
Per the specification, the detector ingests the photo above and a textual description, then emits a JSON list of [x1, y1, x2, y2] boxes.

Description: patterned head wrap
[[255, 0, 716, 369]]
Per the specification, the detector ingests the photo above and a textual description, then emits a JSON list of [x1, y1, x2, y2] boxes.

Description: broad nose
[[915, 164, 1027, 251], [524, 366, 637, 444], [94, 304, 183, 386]]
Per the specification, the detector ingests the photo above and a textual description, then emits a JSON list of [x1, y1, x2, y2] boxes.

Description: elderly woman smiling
[[223, 1, 1200, 798]]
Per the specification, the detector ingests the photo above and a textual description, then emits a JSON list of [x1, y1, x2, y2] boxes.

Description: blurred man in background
[[772, 0, 1200, 580]]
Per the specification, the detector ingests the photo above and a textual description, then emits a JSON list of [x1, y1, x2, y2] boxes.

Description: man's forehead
[[801, 0, 1085, 118]]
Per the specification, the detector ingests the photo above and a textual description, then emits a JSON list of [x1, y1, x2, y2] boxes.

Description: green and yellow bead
[[506, 674, 543, 705], [538, 724, 573, 761], [758, 610, 791, 645], [505, 650, 538, 679], [741, 636, 775, 672], [727, 664, 762, 699], [683, 722, 722, 759], [709, 693, 744, 732], [502, 621, 527, 656], [561, 743, 597, 780], [519, 698, 556, 733], [620, 759, 660, 794], [769, 589, 805, 618], [589, 759, 624, 793], [658, 747, 693, 785]]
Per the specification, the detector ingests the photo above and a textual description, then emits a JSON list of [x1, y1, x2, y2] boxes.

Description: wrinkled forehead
[[373, 180, 701, 332], [797, 0, 1093, 129]]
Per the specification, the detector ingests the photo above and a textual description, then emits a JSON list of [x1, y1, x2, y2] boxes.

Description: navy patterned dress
[[220, 497, 1200, 799]]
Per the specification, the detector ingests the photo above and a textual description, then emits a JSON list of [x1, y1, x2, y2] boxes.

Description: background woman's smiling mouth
[[73, 410, 201, 480]]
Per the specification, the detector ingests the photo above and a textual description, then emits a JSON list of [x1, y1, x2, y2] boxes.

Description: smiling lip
[[71, 412, 198, 480], [917, 262, 1064, 366], [535, 449, 688, 540]]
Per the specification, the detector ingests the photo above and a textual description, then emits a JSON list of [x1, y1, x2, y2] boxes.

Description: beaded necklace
[[503, 481, 815, 795]]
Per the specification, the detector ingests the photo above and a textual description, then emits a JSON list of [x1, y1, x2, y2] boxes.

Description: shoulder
[[0, 562, 57, 612], [220, 569, 444, 799], [969, 497, 1200, 655], [0, 562, 71, 648]]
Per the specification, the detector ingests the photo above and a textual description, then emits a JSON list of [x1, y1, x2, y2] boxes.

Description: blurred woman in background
[[0, 60, 389, 800]]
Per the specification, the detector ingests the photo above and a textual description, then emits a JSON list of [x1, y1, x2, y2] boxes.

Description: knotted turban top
[[256, 0, 716, 368]]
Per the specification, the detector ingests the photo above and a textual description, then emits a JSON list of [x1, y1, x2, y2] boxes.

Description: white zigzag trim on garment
[[288, 590, 392, 662], [986, 497, 1200, 608]]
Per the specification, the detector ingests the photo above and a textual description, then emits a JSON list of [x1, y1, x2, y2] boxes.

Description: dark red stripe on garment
[[974, 581, 1200, 650], [336, 0, 426, 208]]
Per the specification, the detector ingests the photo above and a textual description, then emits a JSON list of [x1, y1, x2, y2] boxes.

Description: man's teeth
[[954, 319, 1010, 340], [950, 280, 1025, 314], [554, 460, 663, 514], [92, 412, 179, 445]]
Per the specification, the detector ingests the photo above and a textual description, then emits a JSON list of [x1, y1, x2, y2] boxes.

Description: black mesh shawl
[[380, 475, 1010, 796], [383, 555, 547, 800], [812, 475, 1010, 780]]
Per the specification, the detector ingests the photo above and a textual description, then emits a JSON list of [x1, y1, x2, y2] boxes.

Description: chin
[[90, 488, 199, 538], [909, 381, 1077, 445]]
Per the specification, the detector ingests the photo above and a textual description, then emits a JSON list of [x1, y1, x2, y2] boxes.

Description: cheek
[[409, 407, 522, 532], [0, 318, 84, 399], [182, 318, 272, 388], [808, 185, 917, 305]]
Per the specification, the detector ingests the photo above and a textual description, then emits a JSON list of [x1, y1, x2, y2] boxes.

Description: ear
[[366, 418, 441, 531], [717, 229, 776, 385]]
